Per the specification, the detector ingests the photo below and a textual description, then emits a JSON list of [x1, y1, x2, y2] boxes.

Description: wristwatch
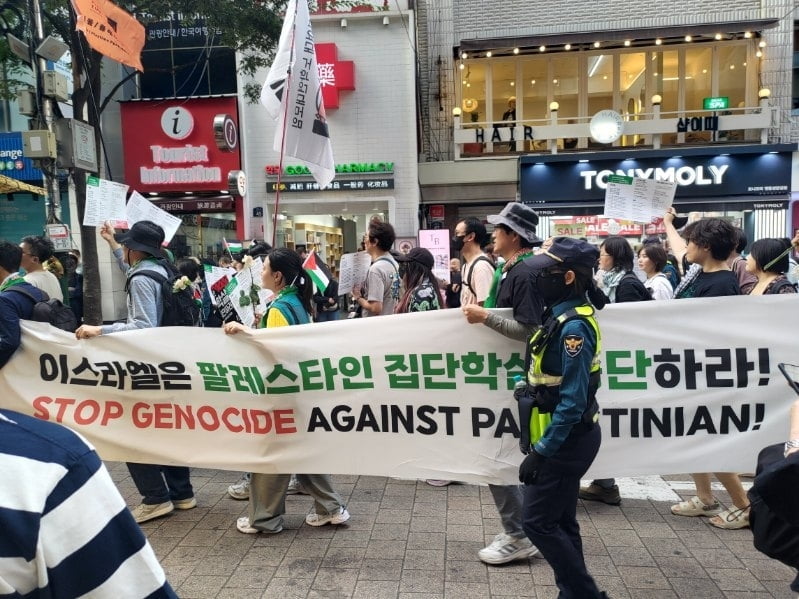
[[784, 439, 799, 457]]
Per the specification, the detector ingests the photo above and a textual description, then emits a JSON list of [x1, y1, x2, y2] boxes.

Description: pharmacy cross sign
[[315, 43, 355, 109]]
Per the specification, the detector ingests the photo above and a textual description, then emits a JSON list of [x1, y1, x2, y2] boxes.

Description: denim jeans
[[316, 309, 340, 323], [127, 463, 193, 505]]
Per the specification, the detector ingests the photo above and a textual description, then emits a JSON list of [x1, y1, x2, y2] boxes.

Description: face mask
[[451, 235, 466, 252], [535, 270, 570, 304]]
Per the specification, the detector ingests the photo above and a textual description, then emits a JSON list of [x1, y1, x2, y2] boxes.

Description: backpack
[[767, 278, 798, 294], [619, 272, 652, 301], [748, 444, 799, 568], [465, 255, 495, 297], [7, 286, 78, 332], [126, 261, 202, 327]]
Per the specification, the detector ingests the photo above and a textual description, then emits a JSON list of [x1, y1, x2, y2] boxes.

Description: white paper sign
[[124, 191, 182, 243], [338, 252, 372, 292], [603, 175, 677, 223], [83, 175, 128, 226], [419, 229, 451, 284]]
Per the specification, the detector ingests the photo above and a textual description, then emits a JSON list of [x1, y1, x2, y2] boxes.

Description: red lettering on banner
[[32, 396, 124, 426], [133, 401, 152, 427], [74, 400, 100, 425], [102, 401, 124, 425], [274, 409, 297, 434]]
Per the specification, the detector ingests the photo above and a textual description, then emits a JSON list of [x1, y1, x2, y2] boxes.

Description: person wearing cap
[[76, 220, 196, 524], [462, 201, 545, 565], [517, 237, 610, 599], [395, 247, 443, 313]]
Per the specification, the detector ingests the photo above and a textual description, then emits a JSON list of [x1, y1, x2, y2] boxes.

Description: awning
[[459, 19, 779, 54], [0, 174, 47, 196]]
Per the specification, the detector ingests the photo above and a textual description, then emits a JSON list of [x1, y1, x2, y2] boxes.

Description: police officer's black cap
[[526, 237, 598, 271]]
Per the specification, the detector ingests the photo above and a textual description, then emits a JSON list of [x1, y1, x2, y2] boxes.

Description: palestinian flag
[[223, 238, 243, 253], [303, 251, 329, 293]]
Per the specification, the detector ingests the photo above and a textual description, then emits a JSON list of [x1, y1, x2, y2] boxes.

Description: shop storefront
[[119, 96, 245, 261], [519, 143, 794, 242], [237, 4, 418, 267]]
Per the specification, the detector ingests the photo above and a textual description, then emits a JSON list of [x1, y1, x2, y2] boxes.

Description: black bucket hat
[[114, 220, 165, 256]]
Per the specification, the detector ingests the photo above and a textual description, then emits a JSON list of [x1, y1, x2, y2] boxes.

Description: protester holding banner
[[454, 217, 494, 307], [76, 221, 197, 524], [225, 247, 350, 534], [581, 235, 651, 505], [664, 210, 750, 529], [462, 201, 544, 565], [517, 237, 609, 599], [744, 238, 797, 295]]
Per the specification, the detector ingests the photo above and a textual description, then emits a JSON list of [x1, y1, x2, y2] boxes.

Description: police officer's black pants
[[522, 425, 603, 599]]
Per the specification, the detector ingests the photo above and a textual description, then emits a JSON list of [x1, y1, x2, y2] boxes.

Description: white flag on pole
[[261, 0, 335, 188]]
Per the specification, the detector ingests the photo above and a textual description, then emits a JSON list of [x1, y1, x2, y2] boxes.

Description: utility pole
[[28, 0, 60, 222]]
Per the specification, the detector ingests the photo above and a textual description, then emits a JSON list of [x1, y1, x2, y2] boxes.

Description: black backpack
[[748, 444, 799, 569], [7, 286, 78, 332], [126, 261, 202, 327], [767, 278, 798, 294]]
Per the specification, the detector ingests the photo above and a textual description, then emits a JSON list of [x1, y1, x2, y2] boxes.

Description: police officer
[[517, 237, 610, 599]]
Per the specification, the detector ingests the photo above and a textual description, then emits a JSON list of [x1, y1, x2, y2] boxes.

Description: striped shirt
[[0, 410, 176, 599]]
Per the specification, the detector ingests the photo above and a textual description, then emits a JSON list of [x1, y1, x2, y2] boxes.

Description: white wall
[[237, 9, 420, 239]]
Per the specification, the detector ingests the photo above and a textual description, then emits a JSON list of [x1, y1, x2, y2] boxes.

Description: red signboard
[[428, 204, 445, 220], [316, 43, 354, 110], [120, 97, 242, 194], [552, 216, 644, 237]]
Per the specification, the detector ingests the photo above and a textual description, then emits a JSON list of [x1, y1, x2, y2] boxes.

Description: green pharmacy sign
[[703, 97, 729, 110]]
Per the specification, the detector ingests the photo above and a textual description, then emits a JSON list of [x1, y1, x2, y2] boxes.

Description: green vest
[[525, 305, 601, 444]]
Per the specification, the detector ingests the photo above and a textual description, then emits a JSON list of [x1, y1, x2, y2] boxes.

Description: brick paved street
[[107, 464, 797, 598]]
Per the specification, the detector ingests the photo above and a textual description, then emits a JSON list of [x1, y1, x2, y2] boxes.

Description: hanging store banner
[[0, 297, 795, 484]]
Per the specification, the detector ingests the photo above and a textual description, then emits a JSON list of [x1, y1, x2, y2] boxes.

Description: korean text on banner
[[261, 0, 335, 188], [0, 297, 796, 485], [71, 0, 146, 71]]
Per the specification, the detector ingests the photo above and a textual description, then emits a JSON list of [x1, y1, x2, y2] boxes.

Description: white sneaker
[[305, 507, 351, 527], [227, 474, 250, 500], [236, 516, 283, 534], [477, 532, 539, 564], [131, 501, 174, 524]]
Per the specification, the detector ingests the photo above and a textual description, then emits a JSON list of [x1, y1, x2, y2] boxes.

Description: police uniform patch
[[563, 334, 584, 357]]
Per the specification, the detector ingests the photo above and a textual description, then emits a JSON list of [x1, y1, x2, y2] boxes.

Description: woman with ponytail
[[224, 247, 350, 534]]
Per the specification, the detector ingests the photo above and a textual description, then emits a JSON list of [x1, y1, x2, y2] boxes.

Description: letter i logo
[[160, 106, 195, 140]]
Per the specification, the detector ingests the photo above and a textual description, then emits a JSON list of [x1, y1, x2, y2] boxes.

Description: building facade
[[416, 0, 799, 242]]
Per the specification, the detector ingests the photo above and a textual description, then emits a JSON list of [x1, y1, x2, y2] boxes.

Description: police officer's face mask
[[535, 269, 570, 304]]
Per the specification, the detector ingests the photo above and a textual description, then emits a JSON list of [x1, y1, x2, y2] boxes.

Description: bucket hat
[[487, 202, 543, 245], [114, 221, 165, 256]]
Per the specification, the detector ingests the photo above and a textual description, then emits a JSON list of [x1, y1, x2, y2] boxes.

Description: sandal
[[709, 507, 750, 530], [670, 495, 722, 517]]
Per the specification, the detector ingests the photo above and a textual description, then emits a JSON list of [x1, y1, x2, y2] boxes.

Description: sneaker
[[579, 483, 622, 506], [286, 475, 307, 495], [670, 495, 722, 517], [236, 516, 282, 534], [478, 532, 539, 565], [425, 479, 453, 487], [173, 497, 197, 510], [305, 507, 351, 527], [132, 501, 174, 523], [227, 474, 250, 500]]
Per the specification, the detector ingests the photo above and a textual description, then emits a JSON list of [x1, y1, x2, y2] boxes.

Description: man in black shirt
[[462, 202, 544, 564]]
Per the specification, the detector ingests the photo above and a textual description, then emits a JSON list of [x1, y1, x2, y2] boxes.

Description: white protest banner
[[203, 264, 235, 307], [83, 175, 128, 226], [338, 252, 371, 292], [603, 175, 677, 223], [125, 191, 182, 243], [225, 258, 272, 328], [0, 296, 796, 484]]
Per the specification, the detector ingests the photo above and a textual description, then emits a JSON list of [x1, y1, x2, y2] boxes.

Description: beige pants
[[249, 473, 345, 532]]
